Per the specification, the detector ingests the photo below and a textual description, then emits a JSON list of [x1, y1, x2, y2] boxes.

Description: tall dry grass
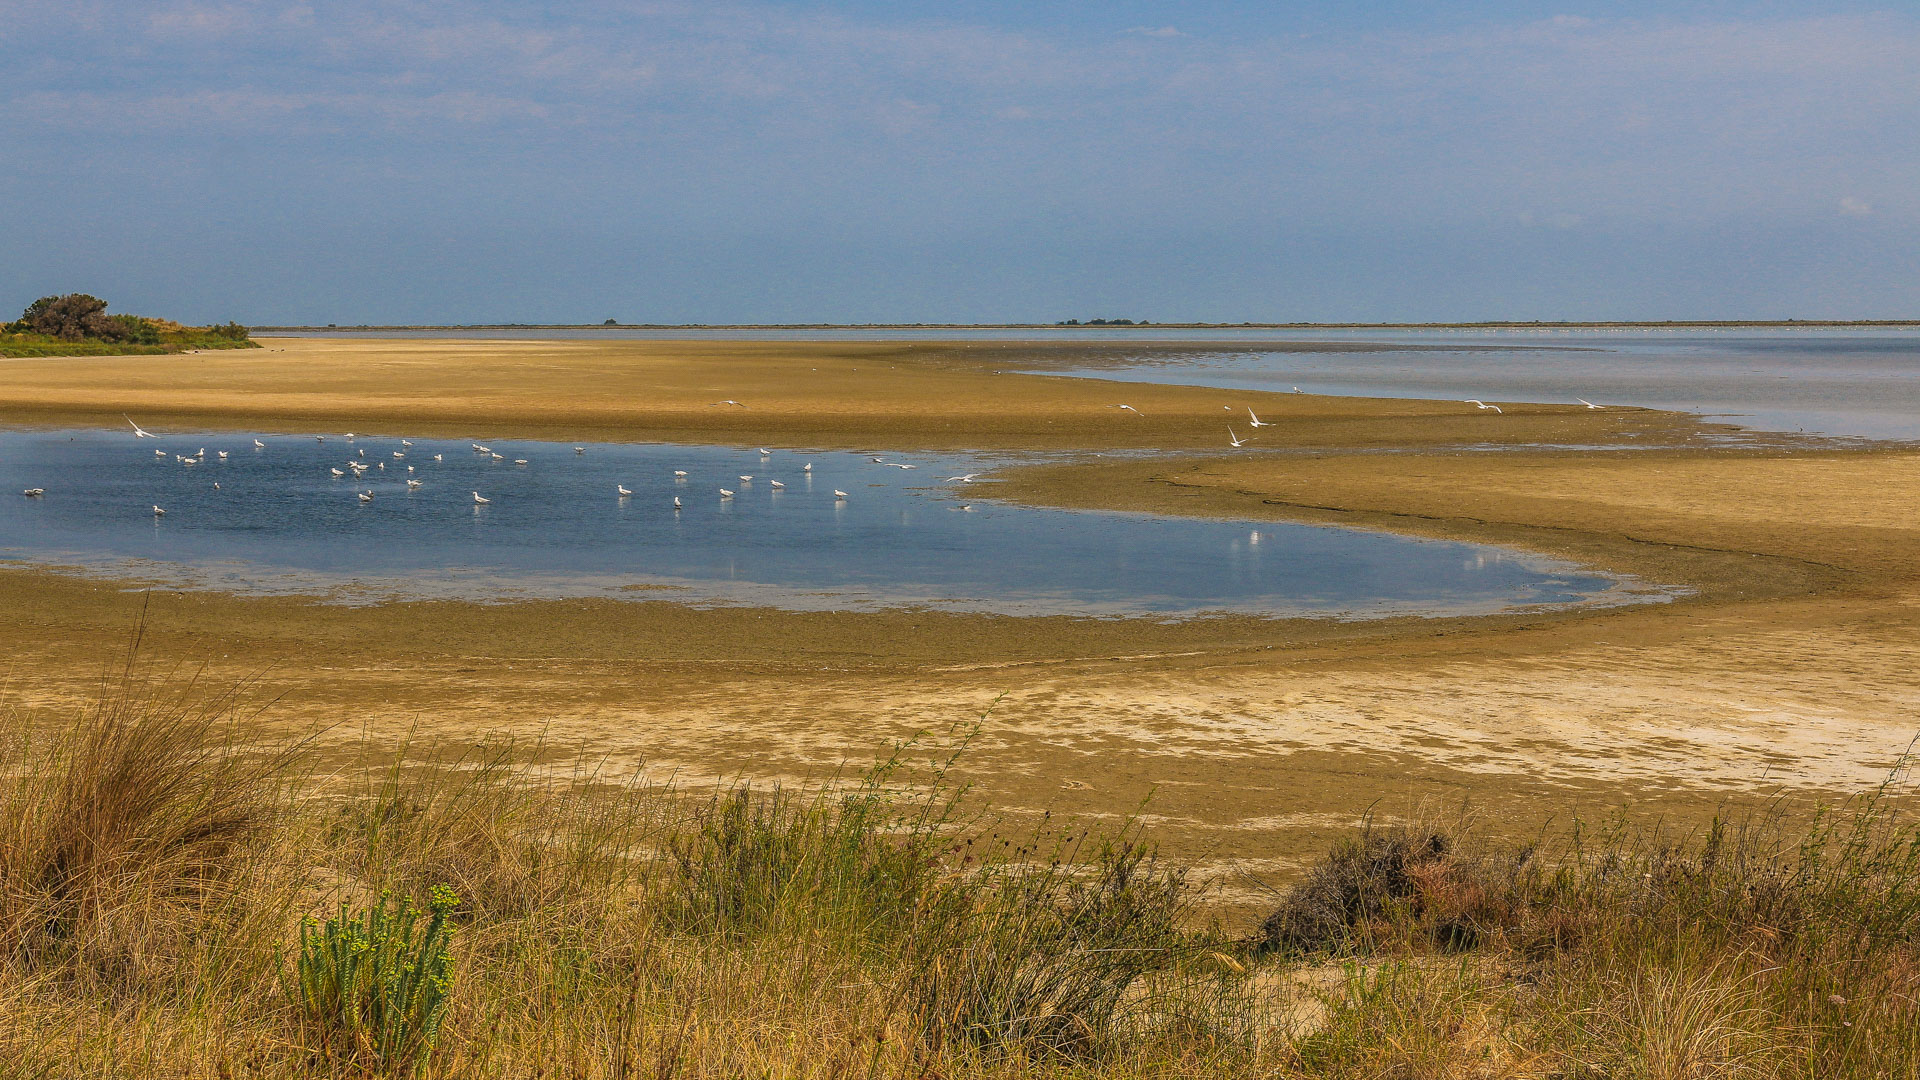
[[0, 660, 1916, 1078]]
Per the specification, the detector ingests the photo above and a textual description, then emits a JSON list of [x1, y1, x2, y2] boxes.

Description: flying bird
[[1228, 426, 1252, 448], [1578, 398, 1604, 409], [885, 463, 916, 470], [710, 400, 745, 407], [124, 415, 156, 438], [945, 474, 979, 483], [1110, 404, 1142, 414], [1465, 400, 1504, 413], [1246, 408, 1271, 428]]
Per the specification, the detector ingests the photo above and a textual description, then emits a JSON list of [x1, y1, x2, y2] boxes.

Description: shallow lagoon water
[[0, 428, 1658, 617]]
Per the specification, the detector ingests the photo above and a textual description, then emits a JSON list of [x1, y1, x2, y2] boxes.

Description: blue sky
[[2, 1, 1914, 323]]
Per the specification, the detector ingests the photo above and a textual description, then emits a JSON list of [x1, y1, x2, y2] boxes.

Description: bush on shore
[[0, 668, 1915, 1078], [1, 293, 258, 356]]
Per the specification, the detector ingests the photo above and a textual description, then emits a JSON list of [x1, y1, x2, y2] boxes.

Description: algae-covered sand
[[2, 335, 1916, 898]]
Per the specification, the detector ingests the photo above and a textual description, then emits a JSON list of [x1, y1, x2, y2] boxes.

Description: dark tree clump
[[19, 294, 120, 341]]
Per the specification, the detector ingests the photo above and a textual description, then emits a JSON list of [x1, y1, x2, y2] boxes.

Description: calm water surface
[[0, 428, 1658, 617]]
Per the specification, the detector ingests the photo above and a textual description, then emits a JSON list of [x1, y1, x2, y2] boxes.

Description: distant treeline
[[1, 294, 258, 357]]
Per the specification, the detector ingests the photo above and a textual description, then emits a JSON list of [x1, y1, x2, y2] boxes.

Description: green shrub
[[290, 886, 459, 1076]]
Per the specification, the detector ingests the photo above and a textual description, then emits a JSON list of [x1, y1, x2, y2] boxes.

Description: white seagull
[[617, 485, 632, 496], [672, 496, 682, 509], [738, 475, 753, 483], [1578, 398, 1604, 410], [1292, 386, 1305, 394], [1228, 426, 1252, 448], [513, 458, 528, 466], [573, 446, 585, 455], [432, 454, 443, 462], [673, 470, 688, 479], [152, 505, 166, 516], [945, 474, 979, 483], [154, 449, 167, 457], [833, 489, 848, 499], [315, 436, 325, 442], [217, 451, 228, 459], [124, 415, 156, 438], [253, 439, 266, 449], [330, 468, 345, 477], [757, 448, 771, 457], [407, 479, 423, 489], [719, 488, 735, 499], [801, 463, 812, 473], [1465, 400, 1504, 414], [710, 400, 745, 407], [1111, 404, 1142, 415], [472, 491, 489, 504], [490, 453, 504, 461], [358, 490, 373, 503], [393, 451, 404, 459], [1246, 407, 1272, 428], [22, 488, 44, 497], [473, 444, 489, 452], [885, 463, 916, 470], [769, 480, 785, 489], [401, 439, 413, 447]]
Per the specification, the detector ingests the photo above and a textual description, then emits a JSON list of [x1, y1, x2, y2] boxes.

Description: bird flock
[[23, 392, 1596, 508]]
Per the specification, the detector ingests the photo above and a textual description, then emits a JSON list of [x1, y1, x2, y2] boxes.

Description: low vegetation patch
[[0, 665, 1915, 1077], [1, 293, 258, 356]]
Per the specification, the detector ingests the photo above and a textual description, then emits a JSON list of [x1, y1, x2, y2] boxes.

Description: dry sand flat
[[1, 337, 1915, 899]]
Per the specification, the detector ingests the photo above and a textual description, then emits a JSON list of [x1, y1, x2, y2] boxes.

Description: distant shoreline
[[253, 319, 1920, 332]]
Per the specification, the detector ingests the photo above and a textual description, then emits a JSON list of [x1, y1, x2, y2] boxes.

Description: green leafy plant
[[290, 885, 459, 1076]]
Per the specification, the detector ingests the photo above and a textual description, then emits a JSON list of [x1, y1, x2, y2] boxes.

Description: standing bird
[[672, 496, 682, 510], [472, 491, 490, 504], [833, 490, 848, 500], [673, 470, 688, 479], [330, 468, 345, 477], [124, 415, 156, 438], [155, 449, 167, 457], [718, 488, 734, 500], [1246, 407, 1272, 428], [253, 439, 266, 449], [802, 462, 812, 473], [757, 448, 771, 458], [617, 485, 633, 497], [152, 505, 166, 516], [401, 439, 413, 447], [769, 480, 785, 490], [573, 446, 585, 455], [738, 475, 753, 484]]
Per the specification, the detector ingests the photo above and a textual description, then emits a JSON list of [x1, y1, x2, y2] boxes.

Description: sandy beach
[[3, 336, 1915, 907]]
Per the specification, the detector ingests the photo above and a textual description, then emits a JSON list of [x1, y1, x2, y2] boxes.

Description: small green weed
[[290, 886, 459, 1076]]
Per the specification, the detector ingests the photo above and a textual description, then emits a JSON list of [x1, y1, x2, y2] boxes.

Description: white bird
[[1578, 398, 1604, 409], [376, 462, 385, 471], [406, 465, 414, 473], [155, 449, 167, 457], [870, 457, 886, 464], [1465, 400, 1504, 413], [710, 400, 745, 407], [330, 468, 345, 477], [673, 470, 688, 479], [757, 448, 771, 457], [152, 505, 165, 516], [253, 439, 266, 449], [573, 446, 584, 454], [719, 488, 734, 499], [213, 482, 219, 490], [801, 463, 812, 473], [472, 444, 489, 452], [955, 504, 974, 512], [1111, 404, 1142, 414], [513, 459, 528, 466], [1246, 407, 1272, 428], [833, 490, 848, 499], [393, 452, 404, 459], [315, 436, 325, 442], [491, 453, 504, 461], [345, 433, 355, 440], [194, 447, 206, 459], [357, 449, 365, 458], [885, 463, 916, 470], [432, 454, 443, 462], [181, 458, 197, 467], [945, 473, 979, 483], [401, 439, 413, 447], [407, 479, 423, 489], [472, 491, 489, 504], [672, 496, 682, 509], [217, 451, 228, 459], [22, 488, 44, 497], [738, 475, 753, 483], [617, 485, 632, 496], [1228, 426, 1252, 448], [125, 415, 156, 438], [769, 480, 785, 489], [1292, 386, 1305, 394], [358, 490, 373, 503]]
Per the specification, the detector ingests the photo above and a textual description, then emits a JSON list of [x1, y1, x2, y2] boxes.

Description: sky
[[2, 0, 1915, 324]]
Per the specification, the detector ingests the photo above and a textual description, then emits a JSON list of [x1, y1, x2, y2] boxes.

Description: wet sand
[[2, 337, 1915, 910]]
